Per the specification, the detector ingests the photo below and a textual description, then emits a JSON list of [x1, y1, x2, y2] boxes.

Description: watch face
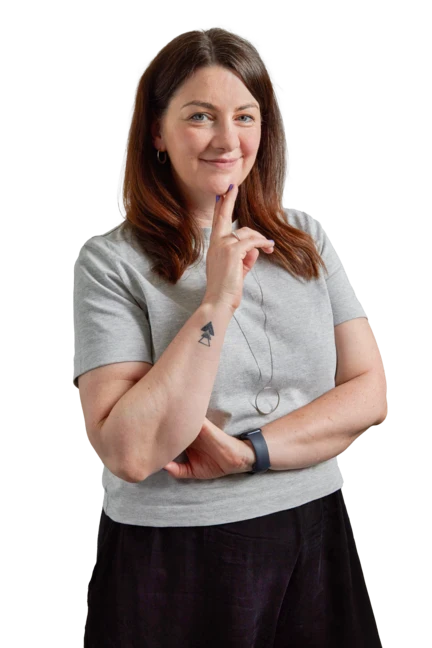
[[242, 428, 262, 438]]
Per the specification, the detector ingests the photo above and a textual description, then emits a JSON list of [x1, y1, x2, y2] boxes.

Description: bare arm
[[98, 300, 234, 482], [241, 369, 387, 471]]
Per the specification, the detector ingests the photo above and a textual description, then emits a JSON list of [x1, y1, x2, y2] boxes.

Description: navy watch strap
[[239, 428, 271, 474]]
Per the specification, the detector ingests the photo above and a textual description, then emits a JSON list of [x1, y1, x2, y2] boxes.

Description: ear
[[151, 119, 163, 151]]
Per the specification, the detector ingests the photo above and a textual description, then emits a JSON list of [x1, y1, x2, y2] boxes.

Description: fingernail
[[216, 195, 221, 202], [228, 184, 234, 191], [268, 240, 275, 244]]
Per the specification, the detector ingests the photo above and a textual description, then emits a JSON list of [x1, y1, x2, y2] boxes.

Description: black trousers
[[84, 488, 382, 647]]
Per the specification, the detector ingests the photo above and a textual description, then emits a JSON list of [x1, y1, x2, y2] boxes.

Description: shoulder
[[281, 207, 326, 252], [285, 209, 318, 236], [74, 235, 117, 278], [74, 221, 152, 273], [78, 221, 131, 253]]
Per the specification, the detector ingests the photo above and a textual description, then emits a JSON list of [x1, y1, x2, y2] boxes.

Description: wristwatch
[[239, 428, 271, 474]]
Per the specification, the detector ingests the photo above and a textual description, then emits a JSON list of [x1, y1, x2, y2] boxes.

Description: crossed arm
[[241, 317, 387, 472]]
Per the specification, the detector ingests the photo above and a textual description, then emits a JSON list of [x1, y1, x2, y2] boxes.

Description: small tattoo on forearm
[[199, 321, 215, 347]]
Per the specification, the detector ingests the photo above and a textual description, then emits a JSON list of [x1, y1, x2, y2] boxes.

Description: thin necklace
[[231, 231, 280, 415]]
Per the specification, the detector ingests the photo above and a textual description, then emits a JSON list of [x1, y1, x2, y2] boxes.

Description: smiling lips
[[201, 158, 240, 168], [205, 157, 238, 162]]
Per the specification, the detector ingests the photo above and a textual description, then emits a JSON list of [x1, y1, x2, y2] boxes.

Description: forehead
[[171, 66, 259, 110]]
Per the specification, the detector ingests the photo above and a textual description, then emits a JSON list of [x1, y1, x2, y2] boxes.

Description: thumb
[[242, 248, 259, 276], [164, 462, 185, 478]]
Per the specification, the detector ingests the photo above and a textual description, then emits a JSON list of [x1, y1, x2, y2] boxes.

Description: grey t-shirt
[[73, 208, 367, 526]]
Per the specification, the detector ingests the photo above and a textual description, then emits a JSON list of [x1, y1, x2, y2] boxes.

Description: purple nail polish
[[216, 195, 220, 202], [228, 184, 234, 191]]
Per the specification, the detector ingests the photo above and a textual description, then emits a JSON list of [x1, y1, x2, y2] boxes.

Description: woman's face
[[153, 65, 261, 223]]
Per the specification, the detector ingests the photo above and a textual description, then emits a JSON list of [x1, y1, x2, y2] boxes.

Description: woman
[[73, 27, 386, 647]]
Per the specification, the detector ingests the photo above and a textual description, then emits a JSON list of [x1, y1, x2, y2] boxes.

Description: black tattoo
[[199, 321, 215, 347]]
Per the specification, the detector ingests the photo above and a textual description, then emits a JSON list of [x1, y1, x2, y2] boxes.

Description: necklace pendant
[[255, 385, 280, 415]]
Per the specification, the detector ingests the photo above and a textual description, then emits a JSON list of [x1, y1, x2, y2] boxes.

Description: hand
[[163, 417, 252, 480], [203, 183, 275, 313]]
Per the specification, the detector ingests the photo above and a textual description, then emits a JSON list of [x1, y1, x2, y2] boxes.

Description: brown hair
[[122, 27, 327, 284]]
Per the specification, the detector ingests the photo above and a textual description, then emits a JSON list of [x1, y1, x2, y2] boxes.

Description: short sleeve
[[73, 238, 153, 388], [312, 216, 368, 326]]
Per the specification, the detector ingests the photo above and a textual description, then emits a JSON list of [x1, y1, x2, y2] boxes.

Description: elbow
[[116, 467, 145, 484], [377, 403, 389, 425], [379, 380, 390, 425], [115, 468, 148, 484], [369, 369, 388, 426], [116, 457, 149, 484], [375, 400, 388, 425]]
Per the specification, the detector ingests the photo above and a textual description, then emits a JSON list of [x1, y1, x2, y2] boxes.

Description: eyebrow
[[181, 100, 259, 112]]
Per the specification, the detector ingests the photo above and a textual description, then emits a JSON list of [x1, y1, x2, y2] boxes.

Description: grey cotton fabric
[[73, 208, 367, 527]]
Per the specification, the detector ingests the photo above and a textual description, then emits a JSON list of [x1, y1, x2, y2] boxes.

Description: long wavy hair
[[121, 27, 327, 284]]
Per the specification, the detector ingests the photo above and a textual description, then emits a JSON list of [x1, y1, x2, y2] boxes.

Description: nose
[[211, 119, 241, 151]]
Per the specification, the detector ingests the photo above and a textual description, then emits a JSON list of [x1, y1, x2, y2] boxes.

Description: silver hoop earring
[[156, 149, 167, 164]]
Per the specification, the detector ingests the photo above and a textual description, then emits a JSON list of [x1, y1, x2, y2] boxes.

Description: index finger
[[211, 183, 238, 239]]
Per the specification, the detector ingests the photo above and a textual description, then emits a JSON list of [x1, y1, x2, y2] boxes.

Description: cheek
[[242, 145, 259, 164], [183, 128, 209, 151], [168, 127, 205, 156], [242, 131, 261, 157]]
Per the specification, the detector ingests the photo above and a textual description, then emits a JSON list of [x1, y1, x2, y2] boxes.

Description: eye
[[190, 113, 209, 122], [189, 113, 255, 123]]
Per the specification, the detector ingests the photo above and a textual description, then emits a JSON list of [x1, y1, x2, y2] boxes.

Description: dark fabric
[[84, 488, 382, 647]]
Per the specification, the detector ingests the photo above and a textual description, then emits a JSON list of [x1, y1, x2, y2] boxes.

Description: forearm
[[241, 371, 387, 472], [102, 300, 234, 482]]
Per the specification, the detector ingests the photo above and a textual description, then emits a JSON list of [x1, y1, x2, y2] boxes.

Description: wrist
[[201, 297, 236, 318], [239, 439, 256, 472]]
